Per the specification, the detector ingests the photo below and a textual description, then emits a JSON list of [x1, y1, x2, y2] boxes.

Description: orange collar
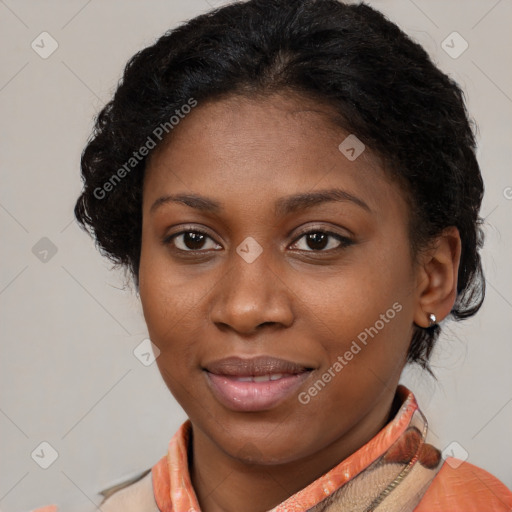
[[152, 385, 441, 512]]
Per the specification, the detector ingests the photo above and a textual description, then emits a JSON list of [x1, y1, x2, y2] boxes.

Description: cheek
[[139, 240, 200, 334], [300, 261, 409, 327], [293, 241, 414, 368], [138, 242, 219, 387], [139, 261, 204, 405], [139, 245, 186, 355]]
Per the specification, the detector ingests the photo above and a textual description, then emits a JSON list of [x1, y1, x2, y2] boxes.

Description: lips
[[204, 355, 310, 377], [203, 356, 313, 412]]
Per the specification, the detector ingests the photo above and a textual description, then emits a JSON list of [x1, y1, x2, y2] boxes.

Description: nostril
[[257, 321, 278, 328]]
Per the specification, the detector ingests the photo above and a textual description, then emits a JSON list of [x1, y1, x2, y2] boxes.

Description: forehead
[[143, 94, 407, 219]]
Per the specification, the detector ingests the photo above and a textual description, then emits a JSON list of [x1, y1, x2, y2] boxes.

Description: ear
[[413, 226, 461, 328]]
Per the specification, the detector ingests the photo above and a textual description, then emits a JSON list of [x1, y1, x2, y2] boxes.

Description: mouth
[[203, 356, 314, 412]]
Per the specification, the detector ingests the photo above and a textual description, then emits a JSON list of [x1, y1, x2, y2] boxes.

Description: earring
[[428, 313, 437, 327]]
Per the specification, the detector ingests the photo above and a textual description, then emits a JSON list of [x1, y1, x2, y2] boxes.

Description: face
[[139, 94, 419, 465]]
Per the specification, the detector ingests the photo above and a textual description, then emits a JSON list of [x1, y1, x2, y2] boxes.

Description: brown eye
[[167, 231, 221, 252], [304, 232, 330, 250], [291, 230, 353, 252]]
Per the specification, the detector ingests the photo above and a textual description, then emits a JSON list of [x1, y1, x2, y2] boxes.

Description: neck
[[189, 391, 398, 512]]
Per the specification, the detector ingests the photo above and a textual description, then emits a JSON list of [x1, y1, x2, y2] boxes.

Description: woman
[[35, 0, 512, 510]]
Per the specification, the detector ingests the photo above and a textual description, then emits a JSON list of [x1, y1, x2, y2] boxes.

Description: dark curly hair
[[74, 0, 485, 371]]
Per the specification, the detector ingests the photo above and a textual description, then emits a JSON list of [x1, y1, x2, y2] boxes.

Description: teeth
[[235, 373, 285, 382], [253, 375, 271, 382]]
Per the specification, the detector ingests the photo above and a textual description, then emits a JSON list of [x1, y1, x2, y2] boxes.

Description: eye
[[165, 230, 221, 252], [290, 230, 353, 252]]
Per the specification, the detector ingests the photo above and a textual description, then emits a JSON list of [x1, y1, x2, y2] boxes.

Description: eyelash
[[163, 226, 354, 254]]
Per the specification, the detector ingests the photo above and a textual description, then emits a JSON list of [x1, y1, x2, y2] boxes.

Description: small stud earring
[[428, 313, 437, 327]]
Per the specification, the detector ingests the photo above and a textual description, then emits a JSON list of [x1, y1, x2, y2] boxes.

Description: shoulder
[[98, 469, 159, 512], [416, 458, 512, 511], [31, 468, 160, 512]]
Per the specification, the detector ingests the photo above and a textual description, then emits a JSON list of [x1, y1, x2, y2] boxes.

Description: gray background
[[0, 1, 511, 510]]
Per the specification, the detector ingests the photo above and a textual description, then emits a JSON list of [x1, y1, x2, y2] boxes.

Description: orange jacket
[[32, 386, 512, 511]]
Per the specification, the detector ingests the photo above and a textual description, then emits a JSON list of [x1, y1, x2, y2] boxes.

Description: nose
[[209, 248, 294, 335]]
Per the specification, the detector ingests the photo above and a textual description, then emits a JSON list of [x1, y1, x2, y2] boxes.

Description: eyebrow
[[275, 188, 371, 216], [149, 188, 372, 216]]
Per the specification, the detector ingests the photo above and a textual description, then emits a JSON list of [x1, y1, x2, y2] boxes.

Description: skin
[[138, 93, 461, 512]]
